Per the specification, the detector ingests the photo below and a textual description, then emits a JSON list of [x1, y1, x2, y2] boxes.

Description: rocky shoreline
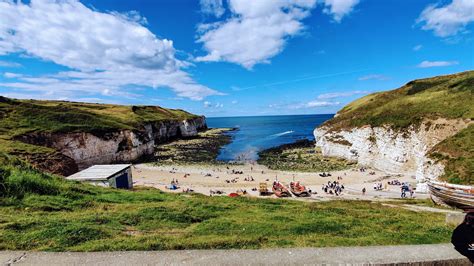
[[257, 139, 355, 172]]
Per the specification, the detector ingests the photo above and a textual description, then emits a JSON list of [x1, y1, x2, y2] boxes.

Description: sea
[[207, 114, 334, 161]]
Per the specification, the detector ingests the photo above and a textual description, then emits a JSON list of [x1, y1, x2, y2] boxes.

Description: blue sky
[[0, 0, 473, 117]]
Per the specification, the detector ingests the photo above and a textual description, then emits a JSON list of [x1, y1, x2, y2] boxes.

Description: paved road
[[1, 244, 471, 265]]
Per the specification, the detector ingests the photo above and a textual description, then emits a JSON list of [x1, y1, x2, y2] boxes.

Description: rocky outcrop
[[314, 119, 470, 186], [16, 117, 207, 174]]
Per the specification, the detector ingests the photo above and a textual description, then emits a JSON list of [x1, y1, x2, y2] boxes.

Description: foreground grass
[[258, 140, 355, 172], [0, 156, 454, 251]]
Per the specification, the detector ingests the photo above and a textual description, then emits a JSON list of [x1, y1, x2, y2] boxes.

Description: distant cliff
[[314, 71, 473, 186], [0, 97, 207, 175]]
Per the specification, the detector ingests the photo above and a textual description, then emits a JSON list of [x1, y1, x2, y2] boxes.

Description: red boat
[[290, 181, 310, 197], [272, 181, 291, 197]]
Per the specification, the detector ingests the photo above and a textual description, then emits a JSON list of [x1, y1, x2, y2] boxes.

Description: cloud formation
[[321, 0, 360, 22], [0, 0, 220, 101], [196, 0, 360, 69], [200, 0, 225, 17], [417, 60, 459, 68], [317, 90, 369, 99], [358, 74, 389, 81], [417, 0, 474, 37], [196, 0, 317, 69]]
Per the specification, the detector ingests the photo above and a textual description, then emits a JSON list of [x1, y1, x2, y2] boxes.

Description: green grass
[[0, 154, 454, 251], [324, 71, 473, 130], [258, 140, 355, 172], [320, 71, 473, 184], [429, 124, 474, 185], [0, 96, 200, 174]]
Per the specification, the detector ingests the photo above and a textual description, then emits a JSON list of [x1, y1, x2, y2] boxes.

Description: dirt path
[[1, 244, 470, 265]]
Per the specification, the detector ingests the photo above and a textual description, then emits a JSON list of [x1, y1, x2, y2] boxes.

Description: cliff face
[[16, 116, 207, 174], [315, 119, 469, 186]]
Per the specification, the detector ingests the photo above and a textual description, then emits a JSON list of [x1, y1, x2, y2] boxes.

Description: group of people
[[167, 178, 180, 190], [373, 182, 383, 191], [319, 172, 332, 177], [400, 183, 414, 198], [322, 180, 345, 196], [244, 176, 255, 182]]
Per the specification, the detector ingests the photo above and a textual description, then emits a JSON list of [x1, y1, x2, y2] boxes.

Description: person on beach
[[451, 211, 474, 263], [362, 187, 366, 195]]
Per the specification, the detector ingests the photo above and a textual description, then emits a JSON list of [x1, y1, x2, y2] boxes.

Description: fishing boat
[[272, 181, 291, 197], [290, 181, 310, 197], [427, 181, 474, 210]]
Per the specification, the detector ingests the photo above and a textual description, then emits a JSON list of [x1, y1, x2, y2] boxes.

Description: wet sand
[[132, 163, 427, 201]]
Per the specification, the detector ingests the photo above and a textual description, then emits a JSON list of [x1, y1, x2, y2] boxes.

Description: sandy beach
[[132, 163, 427, 201]]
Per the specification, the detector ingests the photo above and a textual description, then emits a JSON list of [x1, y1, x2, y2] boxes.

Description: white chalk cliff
[[314, 118, 470, 187], [16, 117, 207, 172]]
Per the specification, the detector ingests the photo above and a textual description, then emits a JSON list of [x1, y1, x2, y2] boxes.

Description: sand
[[132, 163, 428, 201]]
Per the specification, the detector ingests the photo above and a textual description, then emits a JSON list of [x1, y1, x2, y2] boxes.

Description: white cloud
[[0, 0, 221, 101], [417, 60, 459, 68], [231, 100, 238, 104], [305, 100, 340, 107], [417, 0, 474, 37], [358, 74, 389, 81], [317, 90, 369, 99], [321, 0, 360, 22], [196, 0, 317, 69], [413, 44, 423, 51], [277, 100, 340, 110], [200, 0, 225, 17], [215, 102, 224, 108], [0, 60, 22, 68], [3, 72, 23, 78], [204, 101, 212, 107]]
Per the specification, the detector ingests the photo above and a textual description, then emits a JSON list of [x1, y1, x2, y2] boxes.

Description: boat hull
[[428, 181, 474, 210]]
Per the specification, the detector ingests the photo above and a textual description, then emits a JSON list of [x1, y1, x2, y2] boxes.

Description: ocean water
[[207, 114, 334, 161]]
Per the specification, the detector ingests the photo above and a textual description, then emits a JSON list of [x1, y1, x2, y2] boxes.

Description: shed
[[67, 164, 133, 189]]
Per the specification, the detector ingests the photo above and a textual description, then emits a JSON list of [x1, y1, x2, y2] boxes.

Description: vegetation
[[154, 128, 235, 165], [258, 140, 355, 172], [0, 96, 200, 172], [429, 124, 474, 185], [321, 71, 473, 185], [323, 71, 473, 130], [0, 155, 454, 251]]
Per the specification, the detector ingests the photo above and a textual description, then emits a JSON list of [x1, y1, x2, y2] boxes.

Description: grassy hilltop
[[0, 97, 199, 173], [321, 71, 474, 185], [0, 154, 454, 251]]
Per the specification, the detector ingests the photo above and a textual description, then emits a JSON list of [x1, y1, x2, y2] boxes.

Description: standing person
[[451, 211, 474, 263], [362, 187, 366, 195]]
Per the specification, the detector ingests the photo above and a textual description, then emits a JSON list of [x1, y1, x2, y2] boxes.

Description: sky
[[0, 0, 473, 117]]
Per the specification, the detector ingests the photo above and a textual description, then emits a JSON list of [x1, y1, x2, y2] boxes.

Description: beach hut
[[67, 164, 133, 189]]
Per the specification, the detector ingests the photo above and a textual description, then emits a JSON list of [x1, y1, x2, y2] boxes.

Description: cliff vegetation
[[320, 71, 473, 184], [0, 97, 200, 173]]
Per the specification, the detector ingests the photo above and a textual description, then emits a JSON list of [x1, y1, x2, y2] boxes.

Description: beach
[[132, 163, 426, 201]]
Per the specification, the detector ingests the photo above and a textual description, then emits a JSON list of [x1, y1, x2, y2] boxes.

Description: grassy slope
[[0, 96, 198, 164], [258, 140, 355, 172], [324, 71, 473, 130], [321, 71, 473, 184], [0, 155, 454, 251]]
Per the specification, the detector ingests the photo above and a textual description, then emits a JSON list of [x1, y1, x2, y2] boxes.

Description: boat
[[290, 181, 310, 197], [272, 181, 291, 197], [427, 181, 474, 210]]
